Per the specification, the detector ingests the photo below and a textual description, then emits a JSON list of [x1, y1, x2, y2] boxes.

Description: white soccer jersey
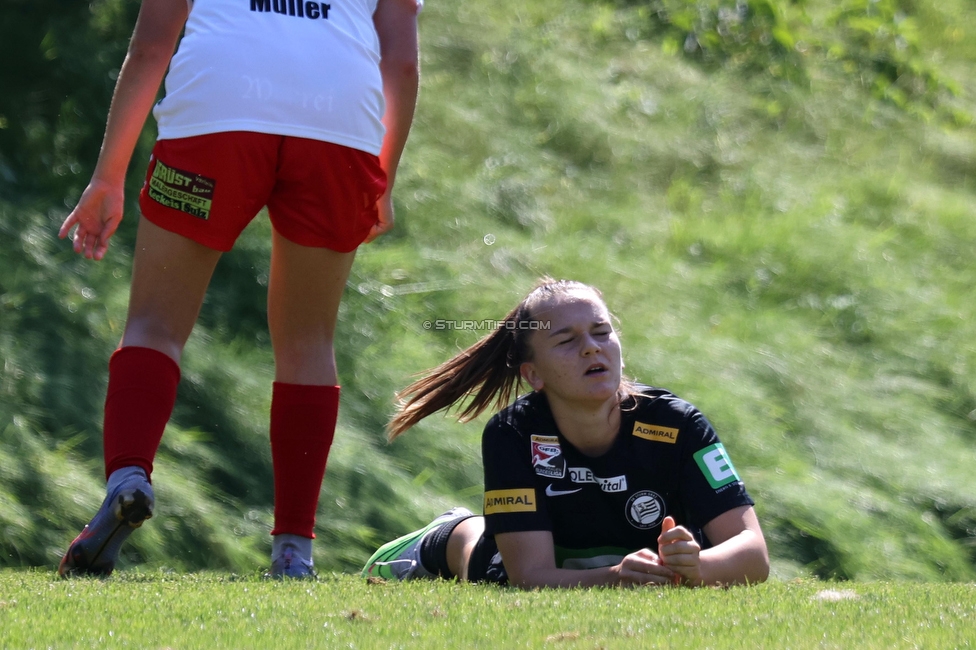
[[153, 0, 390, 154]]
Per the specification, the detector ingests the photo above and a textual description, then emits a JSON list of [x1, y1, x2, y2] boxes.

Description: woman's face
[[518, 290, 622, 406]]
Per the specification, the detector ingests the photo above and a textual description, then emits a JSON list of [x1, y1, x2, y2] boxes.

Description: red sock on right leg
[[102, 346, 180, 480], [269, 383, 339, 538]]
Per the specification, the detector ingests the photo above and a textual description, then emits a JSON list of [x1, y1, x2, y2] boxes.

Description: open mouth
[[585, 364, 607, 376]]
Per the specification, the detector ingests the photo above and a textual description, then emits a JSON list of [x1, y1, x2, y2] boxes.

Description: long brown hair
[[387, 278, 606, 439]]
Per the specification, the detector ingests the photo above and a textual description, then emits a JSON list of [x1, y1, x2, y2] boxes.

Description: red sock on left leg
[[103, 346, 181, 480], [269, 383, 339, 538]]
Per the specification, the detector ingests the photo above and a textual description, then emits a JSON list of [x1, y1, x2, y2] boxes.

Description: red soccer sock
[[103, 346, 181, 480], [269, 383, 339, 538]]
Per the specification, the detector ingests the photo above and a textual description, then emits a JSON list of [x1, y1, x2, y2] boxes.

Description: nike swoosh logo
[[545, 484, 582, 497]]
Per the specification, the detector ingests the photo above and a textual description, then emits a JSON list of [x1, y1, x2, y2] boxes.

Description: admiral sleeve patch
[[484, 489, 537, 514], [632, 421, 679, 444]]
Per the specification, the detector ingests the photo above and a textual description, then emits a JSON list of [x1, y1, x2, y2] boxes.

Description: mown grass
[[0, 571, 973, 649]]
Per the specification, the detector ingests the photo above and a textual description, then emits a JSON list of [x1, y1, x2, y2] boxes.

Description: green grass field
[[1, 571, 974, 649]]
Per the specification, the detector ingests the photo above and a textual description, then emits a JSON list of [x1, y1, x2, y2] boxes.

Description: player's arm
[[364, 0, 421, 243], [366, 0, 422, 243], [59, 0, 188, 260], [495, 530, 676, 589], [659, 505, 769, 587]]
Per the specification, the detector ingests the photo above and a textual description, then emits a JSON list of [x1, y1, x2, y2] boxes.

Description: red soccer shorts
[[138, 132, 387, 252]]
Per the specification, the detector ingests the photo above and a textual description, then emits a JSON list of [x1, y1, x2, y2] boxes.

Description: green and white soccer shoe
[[361, 507, 474, 580]]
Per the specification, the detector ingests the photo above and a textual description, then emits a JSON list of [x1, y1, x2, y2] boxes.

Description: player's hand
[[658, 516, 702, 586], [59, 178, 124, 261], [614, 547, 676, 587], [363, 191, 395, 244]]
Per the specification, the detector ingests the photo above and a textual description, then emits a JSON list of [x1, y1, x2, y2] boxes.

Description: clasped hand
[[614, 516, 702, 587]]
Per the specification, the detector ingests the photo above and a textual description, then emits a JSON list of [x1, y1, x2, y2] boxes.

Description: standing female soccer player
[[362, 280, 769, 588], [57, 0, 421, 578]]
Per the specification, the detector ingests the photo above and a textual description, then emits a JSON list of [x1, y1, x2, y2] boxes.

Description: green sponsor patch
[[693, 443, 740, 489], [148, 160, 215, 220]]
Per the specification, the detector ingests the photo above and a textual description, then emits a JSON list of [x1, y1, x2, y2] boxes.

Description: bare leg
[[104, 217, 223, 476], [60, 217, 222, 578], [447, 516, 487, 581], [121, 217, 223, 359], [265, 226, 357, 574], [267, 227, 356, 384]]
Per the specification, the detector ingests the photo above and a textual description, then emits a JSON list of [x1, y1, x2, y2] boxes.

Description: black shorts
[[468, 534, 509, 585]]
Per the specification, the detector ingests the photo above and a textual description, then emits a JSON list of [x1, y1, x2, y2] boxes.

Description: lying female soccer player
[[362, 279, 769, 588]]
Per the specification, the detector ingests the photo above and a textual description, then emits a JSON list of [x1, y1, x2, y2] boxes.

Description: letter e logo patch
[[693, 443, 740, 489]]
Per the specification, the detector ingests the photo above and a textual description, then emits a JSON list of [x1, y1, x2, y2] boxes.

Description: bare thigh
[[448, 516, 487, 581], [267, 227, 357, 385], [121, 217, 223, 362]]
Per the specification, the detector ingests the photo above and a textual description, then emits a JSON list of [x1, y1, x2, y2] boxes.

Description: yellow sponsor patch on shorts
[[148, 159, 215, 220], [484, 489, 537, 514], [632, 421, 679, 444]]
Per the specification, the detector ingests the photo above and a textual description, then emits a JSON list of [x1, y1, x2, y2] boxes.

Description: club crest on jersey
[[530, 434, 566, 479], [624, 490, 666, 530]]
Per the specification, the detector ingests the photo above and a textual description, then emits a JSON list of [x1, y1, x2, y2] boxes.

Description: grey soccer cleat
[[268, 544, 317, 580], [59, 472, 154, 578]]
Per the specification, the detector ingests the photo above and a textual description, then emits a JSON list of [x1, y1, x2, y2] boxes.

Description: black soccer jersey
[[481, 385, 755, 569]]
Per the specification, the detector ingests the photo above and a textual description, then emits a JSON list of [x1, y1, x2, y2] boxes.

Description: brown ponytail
[[386, 278, 597, 440]]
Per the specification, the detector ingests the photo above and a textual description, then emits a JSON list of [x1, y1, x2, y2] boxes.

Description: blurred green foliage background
[[1, 0, 974, 580]]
